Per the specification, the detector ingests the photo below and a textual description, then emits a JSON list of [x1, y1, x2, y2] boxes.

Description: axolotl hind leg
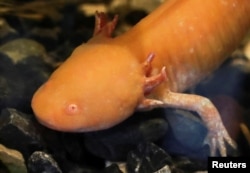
[[160, 92, 236, 157], [137, 53, 237, 157]]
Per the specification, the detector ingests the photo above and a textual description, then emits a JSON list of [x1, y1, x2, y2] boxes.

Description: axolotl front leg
[[94, 12, 236, 157], [137, 53, 237, 156]]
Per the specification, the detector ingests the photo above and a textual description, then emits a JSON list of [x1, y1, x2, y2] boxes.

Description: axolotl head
[[31, 43, 145, 132]]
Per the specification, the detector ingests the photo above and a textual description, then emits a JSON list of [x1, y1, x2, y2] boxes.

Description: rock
[[126, 142, 173, 173], [108, 0, 128, 14], [84, 109, 168, 161], [239, 123, 250, 156], [27, 27, 60, 51], [126, 142, 207, 173], [57, 133, 104, 169], [0, 53, 15, 110], [80, 3, 108, 16], [0, 38, 47, 64], [162, 109, 209, 159], [129, 0, 163, 12], [0, 144, 27, 173], [0, 161, 9, 173], [14, 55, 53, 112], [101, 164, 123, 173], [171, 157, 207, 173], [0, 47, 24, 111], [153, 165, 171, 173], [0, 18, 19, 44], [0, 40, 52, 112], [0, 108, 44, 160], [27, 151, 62, 173], [32, 130, 106, 173], [0, 52, 16, 77]]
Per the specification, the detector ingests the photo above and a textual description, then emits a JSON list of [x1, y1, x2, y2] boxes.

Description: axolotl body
[[31, 0, 250, 156]]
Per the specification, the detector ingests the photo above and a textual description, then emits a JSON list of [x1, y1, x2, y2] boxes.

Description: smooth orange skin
[[118, 0, 250, 95], [32, 41, 144, 131], [32, 0, 250, 132]]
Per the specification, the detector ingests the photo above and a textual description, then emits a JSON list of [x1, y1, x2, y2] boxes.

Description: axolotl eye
[[65, 103, 79, 115]]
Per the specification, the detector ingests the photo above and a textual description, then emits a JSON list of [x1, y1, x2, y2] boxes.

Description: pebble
[[0, 108, 44, 160], [129, 0, 164, 12], [27, 27, 60, 51], [0, 18, 19, 44], [126, 142, 173, 173], [0, 38, 47, 64], [162, 109, 209, 159], [0, 39, 52, 112], [239, 123, 250, 156], [84, 109, 168, 161], [0, 144, 27, 173], [102, 164, 123, 173], [27, 151, 62, 173], [126, 142, 207, 173]]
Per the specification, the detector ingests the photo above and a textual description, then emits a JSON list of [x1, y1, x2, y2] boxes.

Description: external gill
[[93, 11, 118, 37]]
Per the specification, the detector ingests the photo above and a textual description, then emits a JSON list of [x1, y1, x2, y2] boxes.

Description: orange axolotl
[[31, 0, 250, 156]]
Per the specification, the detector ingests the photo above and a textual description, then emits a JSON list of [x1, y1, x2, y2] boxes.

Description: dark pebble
[[0, 18, 19, 45], [27, 151, 62, 173], [60, 3, 93, 46], [239, 111, 250, 156], [15, 55, 53, 112], [126, 142, 173, 173], [0, 38, 52, 112], [57, 133, 105, 169], [27, 27, 60, 51], [170, 156, 207, 173], [162, 109, 209, 159], [0, 74, 12, 110], [0, 38, 47, 64], [0, 161, 9, 173], [127, 142, 207, 173], [29, 129, 106, 173], [84, 109, 168, 161], [100, 164, 123, 173], [0, 52, 16, 77], [0, 108, 44, 160]]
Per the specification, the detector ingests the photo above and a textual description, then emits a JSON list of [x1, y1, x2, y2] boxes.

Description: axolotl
[[31, 0, 250, 156]]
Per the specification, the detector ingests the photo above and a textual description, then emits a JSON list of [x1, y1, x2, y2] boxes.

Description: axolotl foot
[[137, 53, 237, 156], [204, 112, 237, 156]]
